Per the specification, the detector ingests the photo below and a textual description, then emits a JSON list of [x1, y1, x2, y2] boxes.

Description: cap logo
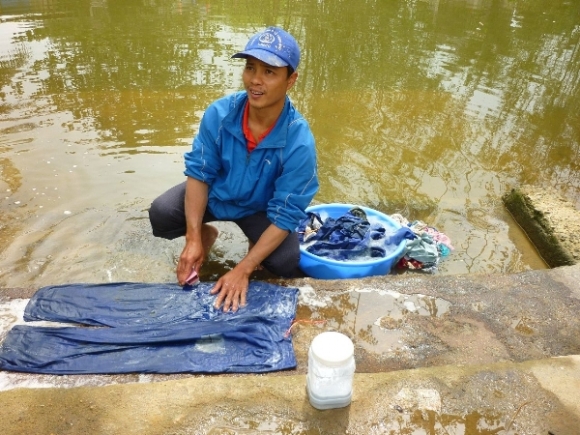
[[258, 32, 276, 46]]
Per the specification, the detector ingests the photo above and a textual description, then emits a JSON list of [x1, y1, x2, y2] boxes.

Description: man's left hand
[[210, 267, 252, 312]]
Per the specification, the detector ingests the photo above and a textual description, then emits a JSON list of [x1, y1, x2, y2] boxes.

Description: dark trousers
[[148, 181, 301, 277]]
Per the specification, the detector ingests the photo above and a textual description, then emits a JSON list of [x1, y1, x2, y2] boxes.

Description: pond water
[[1, 0, 579, 287]]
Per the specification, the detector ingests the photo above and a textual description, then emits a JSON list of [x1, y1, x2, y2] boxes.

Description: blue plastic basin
[[298, 203, 406, 280]]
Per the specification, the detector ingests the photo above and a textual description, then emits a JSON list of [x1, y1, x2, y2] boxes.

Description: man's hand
[[210, 224, 289, 311], [178, 178, 218, 286], [176, 240, 205, 286], [210, 266, 252, 312]]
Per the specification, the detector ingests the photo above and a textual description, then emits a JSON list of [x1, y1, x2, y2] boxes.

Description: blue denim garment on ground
[[298, 208, 416, 261], [0, 282, 298, 375]]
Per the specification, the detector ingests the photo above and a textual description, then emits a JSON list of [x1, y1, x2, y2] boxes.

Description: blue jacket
[[184, 91, 319, 232]]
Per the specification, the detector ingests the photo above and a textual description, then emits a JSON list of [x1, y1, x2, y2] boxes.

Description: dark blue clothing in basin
[[298, 208, 415, 261]]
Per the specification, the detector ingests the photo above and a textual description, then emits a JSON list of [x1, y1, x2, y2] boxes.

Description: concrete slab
[[2, 264, 580, 433], [0, 356, 579, 434]]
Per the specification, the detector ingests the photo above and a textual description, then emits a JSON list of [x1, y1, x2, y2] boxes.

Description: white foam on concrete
[[0, 298, 94, 392]]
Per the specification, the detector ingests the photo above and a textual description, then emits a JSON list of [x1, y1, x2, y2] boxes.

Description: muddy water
[[1, 0, 579, 288]]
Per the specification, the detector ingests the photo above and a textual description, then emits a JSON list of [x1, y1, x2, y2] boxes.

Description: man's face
[[242, 56, 297, 113]]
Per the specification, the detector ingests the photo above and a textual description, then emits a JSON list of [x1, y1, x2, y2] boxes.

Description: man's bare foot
[[202, 224, 219, 254]]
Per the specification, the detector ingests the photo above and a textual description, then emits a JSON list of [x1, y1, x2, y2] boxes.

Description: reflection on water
[[1, 0, 579, 287]]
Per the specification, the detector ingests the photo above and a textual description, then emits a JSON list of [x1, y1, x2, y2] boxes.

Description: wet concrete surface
[[1, 265, 580, 433], [1, 356, 579, 434]]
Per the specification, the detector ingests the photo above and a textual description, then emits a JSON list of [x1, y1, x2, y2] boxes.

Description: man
[[149, 27, 319, 312]]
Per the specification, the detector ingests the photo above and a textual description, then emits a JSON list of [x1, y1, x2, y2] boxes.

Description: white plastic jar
[[307, 331, 355, 410]]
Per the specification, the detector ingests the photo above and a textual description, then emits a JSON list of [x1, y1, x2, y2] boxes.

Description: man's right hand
[[176, 239, 205, 285]]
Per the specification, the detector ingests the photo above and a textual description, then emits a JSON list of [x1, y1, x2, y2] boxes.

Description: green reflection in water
[[0, 0, 579, 286]]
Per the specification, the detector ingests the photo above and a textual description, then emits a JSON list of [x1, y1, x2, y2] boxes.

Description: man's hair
[[287, 66, 295, 78]]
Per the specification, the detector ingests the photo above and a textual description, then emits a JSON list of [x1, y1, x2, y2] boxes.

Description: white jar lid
[[310, 331, 354, 367]]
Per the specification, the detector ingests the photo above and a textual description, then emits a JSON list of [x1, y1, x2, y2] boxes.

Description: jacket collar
[[223, 92, 290, 149]]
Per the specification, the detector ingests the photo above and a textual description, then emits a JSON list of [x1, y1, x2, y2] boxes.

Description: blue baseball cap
[[232, 26, 300, 71]]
